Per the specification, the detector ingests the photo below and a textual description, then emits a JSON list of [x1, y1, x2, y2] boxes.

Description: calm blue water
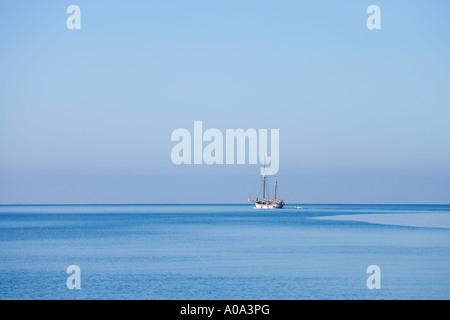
[[0, 204, 449, 300]]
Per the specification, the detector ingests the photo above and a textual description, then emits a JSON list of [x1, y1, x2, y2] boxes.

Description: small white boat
[[295, 206, 303, 209]]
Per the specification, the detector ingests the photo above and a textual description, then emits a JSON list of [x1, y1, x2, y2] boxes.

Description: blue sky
[[1, 1, 449, 204]]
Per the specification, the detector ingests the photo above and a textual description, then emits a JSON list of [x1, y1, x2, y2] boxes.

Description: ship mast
[[275, 177, 277, 199], [262, 156, 266, 201]]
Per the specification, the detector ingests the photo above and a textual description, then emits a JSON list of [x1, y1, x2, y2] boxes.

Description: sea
[[0, 204, 449, 300]]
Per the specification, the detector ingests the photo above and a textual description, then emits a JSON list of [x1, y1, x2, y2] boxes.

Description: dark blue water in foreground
[[0, 204, 449, 300]]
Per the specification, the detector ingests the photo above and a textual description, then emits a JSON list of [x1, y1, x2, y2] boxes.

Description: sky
[[1, 0, 449, 204]]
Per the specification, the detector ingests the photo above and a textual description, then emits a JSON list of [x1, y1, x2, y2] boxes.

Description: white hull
[[254, 202, 284, 209]]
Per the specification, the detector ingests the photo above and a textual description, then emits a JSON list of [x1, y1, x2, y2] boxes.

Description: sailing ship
[[248, 158, 285, 209]]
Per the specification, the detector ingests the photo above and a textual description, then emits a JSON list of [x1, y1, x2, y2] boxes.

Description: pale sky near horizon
[[1, 1, 449, 204]]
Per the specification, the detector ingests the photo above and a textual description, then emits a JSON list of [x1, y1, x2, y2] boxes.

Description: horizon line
[[1, 203, 449, 206]]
